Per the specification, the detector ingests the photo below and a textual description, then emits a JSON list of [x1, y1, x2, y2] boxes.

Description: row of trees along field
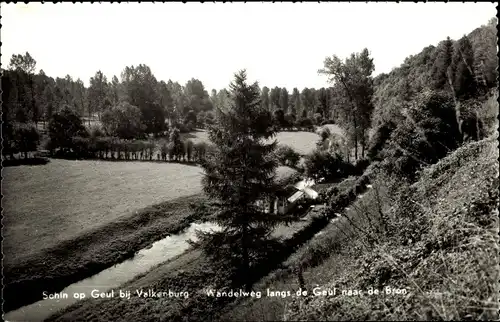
[[3, 52, 356, 160]]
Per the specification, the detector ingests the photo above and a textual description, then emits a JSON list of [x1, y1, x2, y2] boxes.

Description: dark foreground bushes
[[284, 137, 499, 321], [2, 156, 50, 167], [379, 90, 462, 182]]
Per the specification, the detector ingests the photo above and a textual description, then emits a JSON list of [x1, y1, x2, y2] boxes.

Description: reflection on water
[[4, 222, 221, 322]]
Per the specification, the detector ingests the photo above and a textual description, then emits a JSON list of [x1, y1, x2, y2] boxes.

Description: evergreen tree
[[279, 88, 289, 114], [291, 87, 301, 117], [451, 35, 478, 99], [431, 37, 454, 91], [261, 86, 270, 111], [194, 70, 286, 291]]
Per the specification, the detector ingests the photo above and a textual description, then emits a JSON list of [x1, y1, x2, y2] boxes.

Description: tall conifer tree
[[195, 70, 287, 291]]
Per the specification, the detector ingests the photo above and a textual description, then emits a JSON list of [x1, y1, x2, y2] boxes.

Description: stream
[[3, 222, 222, 322]]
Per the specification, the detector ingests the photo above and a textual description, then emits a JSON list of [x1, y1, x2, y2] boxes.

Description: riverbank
[[3, 193, 208, 313], [44, 214, 331, 321], [46, 178, 368, 321]]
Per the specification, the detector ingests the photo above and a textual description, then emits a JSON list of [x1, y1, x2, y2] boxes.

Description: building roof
[[288, 190, 304, 203]]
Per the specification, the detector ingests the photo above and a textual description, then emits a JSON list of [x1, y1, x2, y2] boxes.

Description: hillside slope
[[284, 136, 499, 320]]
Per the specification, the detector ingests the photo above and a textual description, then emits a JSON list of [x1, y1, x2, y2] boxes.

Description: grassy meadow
[[183, 125, 342, 155], [3, 158, 204, 264]]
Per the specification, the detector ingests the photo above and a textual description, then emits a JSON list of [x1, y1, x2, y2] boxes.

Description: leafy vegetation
[[284, 137, 499, 321]]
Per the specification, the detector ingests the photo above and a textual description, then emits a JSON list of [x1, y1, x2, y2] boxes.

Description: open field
[[3, 159, 203, 267], [183, 125, 343, 155]]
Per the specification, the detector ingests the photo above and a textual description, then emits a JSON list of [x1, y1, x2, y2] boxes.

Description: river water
[[4, 222, 221, 322]]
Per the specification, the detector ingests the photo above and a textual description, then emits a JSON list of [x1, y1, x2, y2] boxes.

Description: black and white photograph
[[1, 2, 499, 321]]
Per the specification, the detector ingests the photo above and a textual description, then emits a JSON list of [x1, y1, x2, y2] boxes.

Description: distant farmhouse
[[256, 166, 319, 215]]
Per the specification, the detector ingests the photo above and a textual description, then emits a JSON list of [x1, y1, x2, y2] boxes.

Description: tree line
[[2, 53, 348, 159], [44, 105, 212, 163]]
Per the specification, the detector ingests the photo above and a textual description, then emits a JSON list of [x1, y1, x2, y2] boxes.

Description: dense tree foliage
[[370, 19, 497, 168], [319, 48, 375, 160], [274, 144, 301, 168], [101, 102, 145, 139], [303, 149, 349, 181], [380, 91, 462, 182], [48, 105, 88, 153]]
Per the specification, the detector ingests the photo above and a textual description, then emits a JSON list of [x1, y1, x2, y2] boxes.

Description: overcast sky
[[1, 2, 496, 92]]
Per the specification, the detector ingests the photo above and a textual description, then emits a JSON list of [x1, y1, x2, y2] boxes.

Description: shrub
[[352, 158, 370, 176], [273, 109, 286, 129], [366, 120, 397, 161], [275, 145, 301, 168], [193, 142, 209, 162], [89, 124, 105, 138], [181, 123, 190, 133], [304, 149, 349, 181], [184, 110, 197, 126], [71, 136, 91, 158], [458, 98, 488, 142], [320, 119, 336, 126], [313, 113, 323, 125], [319, 127, 331, 142], [48, 106, 88, 153], [301, 118, 314, 130], [12, 122, 40, 158], [477, 91, 499, 137], [381, 90, 462, 182]]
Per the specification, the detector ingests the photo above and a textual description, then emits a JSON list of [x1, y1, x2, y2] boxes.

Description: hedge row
[[49, 136, 214, 163]]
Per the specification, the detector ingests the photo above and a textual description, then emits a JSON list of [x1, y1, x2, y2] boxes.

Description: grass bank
[[281, 137, 499, 321], [3, 193, 207, 313]]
